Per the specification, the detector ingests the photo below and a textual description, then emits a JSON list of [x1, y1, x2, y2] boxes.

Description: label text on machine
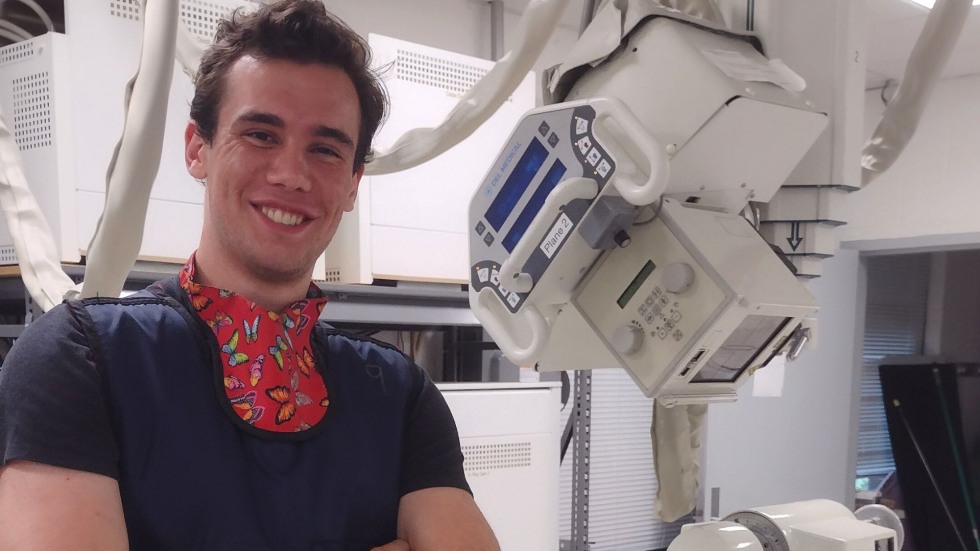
[[484, 143, 522, 197], [541, 213, 573, 259]]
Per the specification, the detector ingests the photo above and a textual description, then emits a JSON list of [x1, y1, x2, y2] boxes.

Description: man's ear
[[185, 121, 208, 180], [344, 164, 364, 212]]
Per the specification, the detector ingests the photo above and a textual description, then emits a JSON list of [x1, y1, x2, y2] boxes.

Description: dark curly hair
[[190, 0, 388, 171]]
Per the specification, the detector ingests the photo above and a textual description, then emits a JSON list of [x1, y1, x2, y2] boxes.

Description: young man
[[0, 2, 499, 550]]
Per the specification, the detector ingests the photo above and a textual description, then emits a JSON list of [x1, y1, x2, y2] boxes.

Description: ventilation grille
[[109, 0, 261, 44], [181, 0, 231, 43], [0, 246, 17, 265], [320, 268, 342, 284], [0, 41, 35, 67], [395, 49, 489, 97], [462, 441, 532, 475], [12, 72, 52, 151], [109, 0, 140, 20]]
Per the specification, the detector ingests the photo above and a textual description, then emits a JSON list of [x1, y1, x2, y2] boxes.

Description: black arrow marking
[[787, 222, 803, 252]]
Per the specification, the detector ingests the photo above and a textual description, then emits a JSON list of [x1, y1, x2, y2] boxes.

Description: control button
[[664, 319, 675, 331], [538, 121, 550, 137], [657, 329, 669, 340], [575, 117, 589, 135], [477, 267, 489, 283], [507, 293, 520, 307], [673, 329, 684, 342], [475, 221, 486, 235], [548, 132, 560, 147], [651, 304, 662, 317], [645, 296, 655, 307], [663, 262, 696, 294], [596, 159, 611, 178], [490, 269, 500, 285], [484, 232, 495, 246], [577, 136, 592, 155], [644, 312, 655, 324], [658, 295, 669, 307], [671, 311, 681, 323], [612, 325, 644, 356], [652, 287, 663, 298], [586, 148, 602, 166], [498, 285, 510, 296], [638, 304, 648, 315]]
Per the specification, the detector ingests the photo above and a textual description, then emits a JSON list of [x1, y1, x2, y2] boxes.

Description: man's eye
[[312, 145, 340, 158], [247, 131, 275, 143]]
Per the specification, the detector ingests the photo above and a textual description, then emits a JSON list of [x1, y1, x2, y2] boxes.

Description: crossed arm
[[0, 462, 499, 551]]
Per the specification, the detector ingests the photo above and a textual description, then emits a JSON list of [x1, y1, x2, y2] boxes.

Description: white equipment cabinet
[[439, 382, 561, 551], [0, 0, 262, 266], [321, 34, 536, 284]]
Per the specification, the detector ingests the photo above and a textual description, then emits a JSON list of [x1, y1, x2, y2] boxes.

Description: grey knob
[[663, 262, 695, 294], [612, 325, 643, 356]]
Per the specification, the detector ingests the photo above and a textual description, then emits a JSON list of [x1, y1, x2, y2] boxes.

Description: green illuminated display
[[617, 260, 656, 309]]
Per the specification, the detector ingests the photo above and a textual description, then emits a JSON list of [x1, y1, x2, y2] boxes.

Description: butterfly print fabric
[[180, 255, 329, 432]]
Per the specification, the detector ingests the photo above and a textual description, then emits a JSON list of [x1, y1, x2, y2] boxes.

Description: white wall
[[701, 249, 864, 514], [841, 73, 980, 249]]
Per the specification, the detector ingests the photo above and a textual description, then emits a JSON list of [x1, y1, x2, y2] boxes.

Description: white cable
[[0, 28, 23, 43], [0, 110, 76, 311], [12, 0, 54, 32], [364, 0, 571, 175], [860, 0, 972, 188], [80, 0, 178, 299], [0, 19, 32, 41], [175, 18, 204, 80]]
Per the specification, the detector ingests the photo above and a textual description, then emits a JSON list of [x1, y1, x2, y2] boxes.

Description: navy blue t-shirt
[[0, 279, 469, 550]]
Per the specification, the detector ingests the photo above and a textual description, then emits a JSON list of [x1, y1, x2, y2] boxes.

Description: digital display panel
[[484, 138, 549, 232], [617, 260, 656, 309], [692, 315, 791, 383], [502, 159, 567, 252]]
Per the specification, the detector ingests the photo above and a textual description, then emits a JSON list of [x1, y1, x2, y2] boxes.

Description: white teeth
[[260, 206, 304, 226]]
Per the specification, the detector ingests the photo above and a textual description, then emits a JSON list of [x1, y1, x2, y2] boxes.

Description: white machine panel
[[0, 1, 259, 266], [440, 383, 560, 551], [571, 199, 817, 403], [321, 34, 536, 284], [0, 34, 78, 264]]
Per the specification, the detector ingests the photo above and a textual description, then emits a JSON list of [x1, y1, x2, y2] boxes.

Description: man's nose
[[266, 144, 313, 191]]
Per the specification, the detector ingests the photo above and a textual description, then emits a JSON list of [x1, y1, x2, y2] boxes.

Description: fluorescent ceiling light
[[907, 0, 980, 8]]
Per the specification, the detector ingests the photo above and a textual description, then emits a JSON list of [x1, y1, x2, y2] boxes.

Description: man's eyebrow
[[236, 110, 355, 148]]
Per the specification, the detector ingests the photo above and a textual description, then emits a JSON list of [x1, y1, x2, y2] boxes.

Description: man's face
[[185, 55, 363, 284]]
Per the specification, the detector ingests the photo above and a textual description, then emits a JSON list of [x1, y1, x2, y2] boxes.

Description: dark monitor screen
[[879, 362, 980, 551]]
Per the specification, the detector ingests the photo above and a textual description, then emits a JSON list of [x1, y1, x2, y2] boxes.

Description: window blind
[[857, 254, 931, 477]]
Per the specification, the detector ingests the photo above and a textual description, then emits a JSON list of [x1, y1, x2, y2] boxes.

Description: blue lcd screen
[[485, 138, 549, 232], [502, 159, 567, 252]]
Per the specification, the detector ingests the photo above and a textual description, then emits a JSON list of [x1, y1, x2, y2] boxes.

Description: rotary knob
[[612, 325, 644, 356], [663, 262, 695, 294]]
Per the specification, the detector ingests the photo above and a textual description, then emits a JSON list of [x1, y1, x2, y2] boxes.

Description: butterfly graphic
[[320, 397, 329, 408], [224, 375, 246, 390], [290, 370, 300, 392], [218, 288, 234, 298], [230, 391, 264, 424], [249, 354, 266, 387], [243, 315, 260, 344], [269, 336, 288, 370], [266, 385, 296, 425], [295, 391, 313, 407], [207, 311, 233, 333], [222, 330, 250, 367], [190, 294, 212, 312], [297, 347, 315, 378], [290, 304, 312, 336], [316, 302, 326, 316]]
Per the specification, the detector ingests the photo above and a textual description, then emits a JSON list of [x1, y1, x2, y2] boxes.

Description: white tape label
[[541, 213, 573, 259]]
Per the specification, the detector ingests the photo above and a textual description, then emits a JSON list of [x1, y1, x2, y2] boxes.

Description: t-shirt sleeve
[[0, 303, 119, 479], [399, 369, 471, 496]]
